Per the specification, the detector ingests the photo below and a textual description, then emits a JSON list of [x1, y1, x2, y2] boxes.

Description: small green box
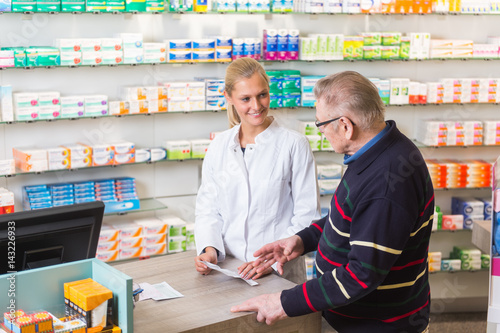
[[61, 0, 85, 10], [36, 0, 60, 11], [481, 254, 490, 269], [269, 92, 282, 108], [12, 0, 36, 11], [25, 47, 60, 67], [381, 46, 400, 60], [361, 32, 381, 46], [146, 0, 163, 11], [381, 32, 402, 46], [125, 0, 144, 10], [86, 0, 106, 11], [168, 237, 187, 253], [106, 0, 125, 10], [363, 46, 382, 60], [400, 37, 410, 59], [2, 47, 27, 67]]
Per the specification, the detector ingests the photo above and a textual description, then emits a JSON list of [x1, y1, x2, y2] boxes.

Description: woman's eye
[[241, 97, 250, 102]]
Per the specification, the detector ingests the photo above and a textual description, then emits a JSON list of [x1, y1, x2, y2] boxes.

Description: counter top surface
[[113, 250, 321, 333]]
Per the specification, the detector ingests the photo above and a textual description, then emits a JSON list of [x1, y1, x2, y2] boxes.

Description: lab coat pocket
[[262, 179, 288, 218]]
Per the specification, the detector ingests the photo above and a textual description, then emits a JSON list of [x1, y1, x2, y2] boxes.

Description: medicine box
[[163, 140, 191, 160]]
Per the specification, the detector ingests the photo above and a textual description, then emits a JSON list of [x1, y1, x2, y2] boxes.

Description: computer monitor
[[0, 201, 105, 274]]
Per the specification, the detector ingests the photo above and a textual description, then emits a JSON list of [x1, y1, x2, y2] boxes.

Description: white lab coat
[[195, 119, 321, 263]]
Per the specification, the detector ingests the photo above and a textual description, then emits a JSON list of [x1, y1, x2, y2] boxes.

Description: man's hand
[[253, 235, 304, 275], [237, 261, 273, 280], [194, 247, 218, 275], [230, 292, 287, 325]]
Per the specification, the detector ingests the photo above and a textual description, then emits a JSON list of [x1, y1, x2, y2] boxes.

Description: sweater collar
[[344, 121, 390, 165], [343, 120, 400, 174]]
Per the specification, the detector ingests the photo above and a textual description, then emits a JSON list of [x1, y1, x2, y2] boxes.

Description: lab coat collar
[[228, 117, 278, 150]]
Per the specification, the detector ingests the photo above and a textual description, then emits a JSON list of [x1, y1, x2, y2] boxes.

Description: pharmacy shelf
[[414, 141, 500, 149], [103, 197, 167, 216], [432, 228, 472, 234], [0, 109, 224, 125], [0, 157, 203, 178], [429, 268, 489, 274], [2, 10, 500, 16], [1, 57, 500, 73]]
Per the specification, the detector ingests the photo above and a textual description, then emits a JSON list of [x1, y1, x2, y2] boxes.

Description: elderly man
[[231, 71, 434, 333]]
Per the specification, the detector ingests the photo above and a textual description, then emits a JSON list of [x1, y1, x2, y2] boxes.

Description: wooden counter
[[113, 251, 322, 333]]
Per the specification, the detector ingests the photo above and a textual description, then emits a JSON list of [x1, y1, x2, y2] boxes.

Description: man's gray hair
[[314, 71, 385, 130]]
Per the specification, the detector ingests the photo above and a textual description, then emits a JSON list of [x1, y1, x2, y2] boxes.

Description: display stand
[[488, 156, 500, 332], [0, 258, 133, 333]]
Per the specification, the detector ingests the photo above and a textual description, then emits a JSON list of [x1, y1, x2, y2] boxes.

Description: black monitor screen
[[0, 201, 105, 274]]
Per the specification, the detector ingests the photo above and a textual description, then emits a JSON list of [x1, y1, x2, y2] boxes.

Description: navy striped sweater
[[281, 120, 434, 333]]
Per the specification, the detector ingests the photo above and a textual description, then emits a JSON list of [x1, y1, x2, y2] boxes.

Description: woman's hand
[[194, 247, 218, 275], [238, 260, 273, 280]]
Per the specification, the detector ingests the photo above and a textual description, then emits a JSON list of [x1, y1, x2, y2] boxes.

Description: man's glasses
[[315, 116, 356, 128]]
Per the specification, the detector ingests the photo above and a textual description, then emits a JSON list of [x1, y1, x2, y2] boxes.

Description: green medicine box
[[381, 46, 400, 60], [146, 0, 164, 11], [12, 0, 36, 11], [2, 47, 27, 67], [125, 0, 145, 11], [36, 0, 60, 11], [381, 32, 402, 46], [106, 0, 125, 11], [25, 47, 60, 67], [361, 32, 381, 46], [400, 37, 410, 59], [86, 0, 106, 11], [61, 0, 85, 11], [363, 46, 382, 60]]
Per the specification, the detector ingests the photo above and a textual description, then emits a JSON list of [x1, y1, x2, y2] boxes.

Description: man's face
[[315, 99, 347, 154]]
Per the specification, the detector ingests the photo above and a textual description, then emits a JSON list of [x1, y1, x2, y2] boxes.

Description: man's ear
[[341, 117, 354, 140]]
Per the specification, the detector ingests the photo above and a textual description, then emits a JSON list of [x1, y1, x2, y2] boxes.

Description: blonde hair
[[314, 71, 385, 131], [225, 58, 270, 128]]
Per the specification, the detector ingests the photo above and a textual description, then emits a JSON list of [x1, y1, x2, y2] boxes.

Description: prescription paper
[[201, 261, 259, 286], [137, 281, 184, 301]]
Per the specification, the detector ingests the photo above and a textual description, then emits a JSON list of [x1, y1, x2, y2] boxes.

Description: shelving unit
[[0, 9, 498, 313]]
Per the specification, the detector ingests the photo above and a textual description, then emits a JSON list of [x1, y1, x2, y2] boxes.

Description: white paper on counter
[[201, 261, 259, 286], [137, 281, 184, 301]]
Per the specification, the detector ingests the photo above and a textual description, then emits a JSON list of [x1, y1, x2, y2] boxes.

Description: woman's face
[[225, 72, 270, 128]]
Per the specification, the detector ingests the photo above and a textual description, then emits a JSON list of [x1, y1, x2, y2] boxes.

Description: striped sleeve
[[282, 197, 431, 317], [296, 215, 327, 254]]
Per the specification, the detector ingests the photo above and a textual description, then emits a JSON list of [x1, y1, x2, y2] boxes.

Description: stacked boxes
[[389, 78, 410, 105], [60, 96, 85, 118], [263, 29, 278, 61], [158, 215, 188, 253], [408, 32, 431, 60], [163, 140, 191, 160], [417, 120, 484, 147], [110, 140, 135, 165], [80, 38, 102, 65], [301, 75, 324, 107], [428, 251, 442, 272], [136, 217, 168, 257], [192, 39, 216, 63], [13, 92, 40, 121], [214, 36, 233, 62], [484, 120, 500, 145], [168, 0, 193, 11], [231, 37, 260, 60], [211, 0, 236, 11], [166, 39, 192, 63], [0, 188, 14, 214], [55, 39, 82, 66], [430, 39, 474, 59], [22, 177, 140, 213], [84, 95, 108, 117], [450, 246, 482, 271], [90, 143, 113, 167], [64, 278, 113, 330], [0, 85, 14, 122], [116, 33, 143, 65], [25, 46, 60, 66], [61, 143, 92, 169], [452, 197, 486, 229], [316, 162, 342, 195], [343, 35, 363, 60], [121, 86, 167, 114], [300, 34, 343, 61], [13, 147, 48, 172], [197, 77, 226, 111], [425, 159, 492, 189], [271, 0, 293, 12], [190, 139, 211, 159], [101, 38, 124, 65], [0, 159, 15, 176], [159, 81, 205, 112], [267, 70, 301, 108], [276, 29, 299, 61], [96, 224, 120, 262]]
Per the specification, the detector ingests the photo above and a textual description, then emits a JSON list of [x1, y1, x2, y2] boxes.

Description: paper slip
[[137, 282, 184, 301], [201, 261, 259, 286]]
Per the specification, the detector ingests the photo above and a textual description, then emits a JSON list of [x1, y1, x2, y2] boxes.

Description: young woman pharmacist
[[194, 58, 321, 283]]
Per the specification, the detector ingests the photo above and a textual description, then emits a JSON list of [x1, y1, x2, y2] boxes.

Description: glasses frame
[[315, 116, 356, 128]]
